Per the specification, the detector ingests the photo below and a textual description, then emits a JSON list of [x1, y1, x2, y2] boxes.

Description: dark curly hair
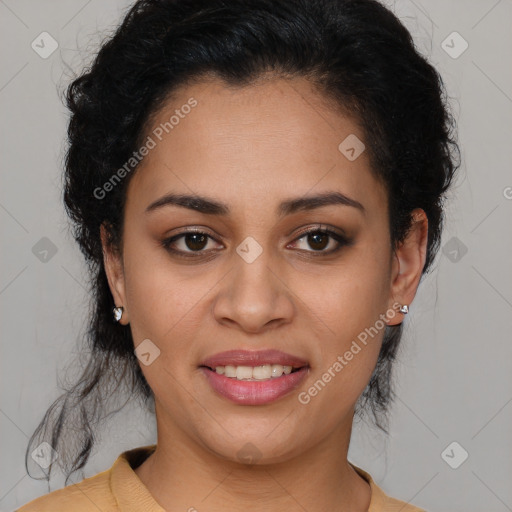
[[26, 0, 460, 486]]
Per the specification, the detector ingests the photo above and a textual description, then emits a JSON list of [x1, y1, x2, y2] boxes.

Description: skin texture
[[101, 75, 428, 512]]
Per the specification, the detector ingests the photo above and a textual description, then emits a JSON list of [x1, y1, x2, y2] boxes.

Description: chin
[[195, 423, 310, 466]]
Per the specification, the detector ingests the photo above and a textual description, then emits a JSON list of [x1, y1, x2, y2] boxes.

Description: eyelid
[[287, 225, 352, 255], [161, 224, 352, 257], [161, 227, 223, 257], [292, 223, 348, 240]]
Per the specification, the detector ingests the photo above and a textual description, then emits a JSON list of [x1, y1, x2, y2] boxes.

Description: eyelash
[[161, 226, 352, 259]]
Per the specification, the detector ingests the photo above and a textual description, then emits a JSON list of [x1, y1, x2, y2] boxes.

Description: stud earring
[[399, 304, 409, 314], [113, 306, 124, 322]]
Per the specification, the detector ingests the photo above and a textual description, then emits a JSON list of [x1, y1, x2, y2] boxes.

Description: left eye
[[288, 228, 348, 254]]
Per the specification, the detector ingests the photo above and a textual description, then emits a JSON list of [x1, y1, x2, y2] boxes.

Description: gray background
[[1, 1, 511, 511]]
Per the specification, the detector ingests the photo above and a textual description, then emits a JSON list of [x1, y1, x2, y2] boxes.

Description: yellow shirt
[[16, 444, 426, 511]]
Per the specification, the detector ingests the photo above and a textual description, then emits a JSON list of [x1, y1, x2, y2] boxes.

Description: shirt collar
[[349, 461, 396, 511], [110, 444, 165, 511], [111, 444, 393, 511]]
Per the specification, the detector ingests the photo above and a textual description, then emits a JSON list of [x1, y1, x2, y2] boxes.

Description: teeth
[[253, 365, 272, 379], [214, 364, 294, 380], [236, 366, 253, 380], [224, 365, 237, 378]]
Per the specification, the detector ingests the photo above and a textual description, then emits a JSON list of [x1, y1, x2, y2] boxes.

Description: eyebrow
[[145, 191, 365, 216]]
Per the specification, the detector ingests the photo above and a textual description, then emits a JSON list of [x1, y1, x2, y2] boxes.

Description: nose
[[212, 248, 295, 334]]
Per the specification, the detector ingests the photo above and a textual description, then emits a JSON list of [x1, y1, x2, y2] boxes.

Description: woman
[[17, 0, 460, 510]]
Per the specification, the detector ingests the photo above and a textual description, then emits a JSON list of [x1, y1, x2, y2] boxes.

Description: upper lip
[[201, 349, 309, 369]]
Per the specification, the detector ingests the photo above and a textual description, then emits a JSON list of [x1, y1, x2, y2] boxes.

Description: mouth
[[200, 363, 305, 381], [199, 349, 310, 405], [200, 348, 309, 370]]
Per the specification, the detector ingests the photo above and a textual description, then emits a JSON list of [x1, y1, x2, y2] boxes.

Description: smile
[[210, 364, 299, 380]]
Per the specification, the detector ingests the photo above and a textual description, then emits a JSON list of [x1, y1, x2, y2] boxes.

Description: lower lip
[[200, 367, 309, 405]]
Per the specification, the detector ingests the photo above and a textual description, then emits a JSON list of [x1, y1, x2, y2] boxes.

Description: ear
[[387, 208, 428, 326], [100, 222, 129, 325]]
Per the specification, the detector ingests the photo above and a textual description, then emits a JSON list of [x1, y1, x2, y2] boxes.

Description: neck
[[134, 409, 371, 512]]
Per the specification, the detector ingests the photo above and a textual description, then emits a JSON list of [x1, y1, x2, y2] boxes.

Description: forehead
[[125, 75, 386, 217]]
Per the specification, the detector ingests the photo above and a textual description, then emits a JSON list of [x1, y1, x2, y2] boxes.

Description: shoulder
[[15, 445, 157, 512], [350, 462, 427, 512], [15, 467, 118, 512]]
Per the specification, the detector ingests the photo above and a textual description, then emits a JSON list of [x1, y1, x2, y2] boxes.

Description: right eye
[[161, 229, 223, 257]]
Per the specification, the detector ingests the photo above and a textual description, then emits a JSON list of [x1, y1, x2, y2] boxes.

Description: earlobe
[[100, 223, 129, 325], [387, 208, 428, 326]]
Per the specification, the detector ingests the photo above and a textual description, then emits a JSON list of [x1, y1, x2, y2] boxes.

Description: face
[[102, 75, 427, 464]]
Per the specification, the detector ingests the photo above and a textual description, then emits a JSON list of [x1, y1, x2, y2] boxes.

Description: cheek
[[303, 247, 390, 334], [120, 238, 221, 374], [299, 280, 386, 421], [124, 268, 202, 344], [296, 245, 390, 389], [120, 236, 188, 340]]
